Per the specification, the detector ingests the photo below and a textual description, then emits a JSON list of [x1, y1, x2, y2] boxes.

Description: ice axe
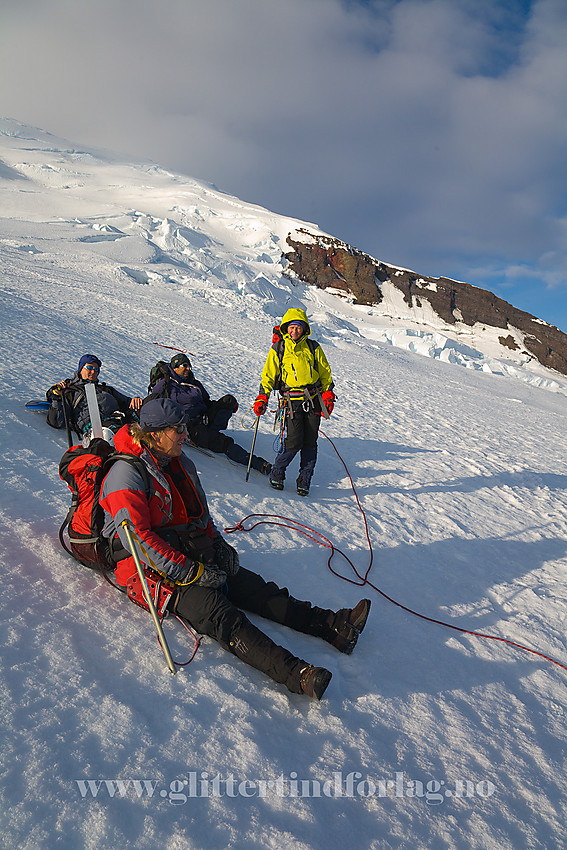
[[61, 387, 74, 447], [121, 520, 177, 675], [245, 416, 260, 482]]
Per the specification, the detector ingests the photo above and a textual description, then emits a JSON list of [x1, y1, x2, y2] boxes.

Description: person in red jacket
[[100, 398, 370, 700]]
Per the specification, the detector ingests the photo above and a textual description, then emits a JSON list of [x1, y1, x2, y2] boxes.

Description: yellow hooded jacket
[[259, 308, 334, 397]]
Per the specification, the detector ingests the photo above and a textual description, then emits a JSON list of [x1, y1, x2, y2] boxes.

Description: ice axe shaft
[[85, 382, 104, 439], [121, 520, 177, 675], [61, 388, 74, 447], [245, 416, 260, 482]]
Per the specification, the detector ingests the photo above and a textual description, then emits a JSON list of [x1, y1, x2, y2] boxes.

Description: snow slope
[[1, 119, 567, 849]]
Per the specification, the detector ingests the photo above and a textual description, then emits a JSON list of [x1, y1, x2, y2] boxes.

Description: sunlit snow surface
[[1, 119, 566, 850]]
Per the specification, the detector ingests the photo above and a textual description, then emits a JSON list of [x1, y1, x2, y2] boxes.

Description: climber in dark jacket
[[46, 354, 142, 437], [150, 352, 271, 475]]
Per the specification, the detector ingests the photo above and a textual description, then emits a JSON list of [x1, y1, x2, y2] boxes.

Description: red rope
[[171, 616, 201, 666], [152, 342, 195, 356], [153, 614, 201, 668], [225, 431, 567, 673]]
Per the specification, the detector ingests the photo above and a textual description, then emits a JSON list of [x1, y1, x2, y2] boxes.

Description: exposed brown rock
[[284, 230, 567, 376], [498, 335, 519, 351]]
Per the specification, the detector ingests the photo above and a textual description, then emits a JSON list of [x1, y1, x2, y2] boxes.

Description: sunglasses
[[167, 423, 187, 434], [83, 364, 100, 372]]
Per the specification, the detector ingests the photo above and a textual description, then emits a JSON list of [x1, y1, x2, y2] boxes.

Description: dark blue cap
[[78, 354, 102, 372], [139, 398, 187, 430], [285, 320, 308, 333]]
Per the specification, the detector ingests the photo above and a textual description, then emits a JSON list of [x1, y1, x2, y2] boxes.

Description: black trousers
[[284, 398, 321, 452], [172, 567, 333, 694]]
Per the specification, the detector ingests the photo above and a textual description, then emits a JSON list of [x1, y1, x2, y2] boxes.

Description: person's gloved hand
[[171, 559, 226, 588], [321, 390, 336, 416], [214, 535, 240, 576], [177, 528, 215, 564], [196, 564, 228, 589], [47, 379, 69, 402], [170, 559, 200, 585], [254, 394, 268, 416]]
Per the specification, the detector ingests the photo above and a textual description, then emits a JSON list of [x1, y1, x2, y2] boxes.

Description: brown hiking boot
[[299, 665, 332, 700], [330, 599, 371, 654]]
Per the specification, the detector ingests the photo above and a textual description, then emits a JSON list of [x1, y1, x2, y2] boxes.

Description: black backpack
[[270, 324, 319, 393], [148, 361, 171, 395], [59, 439, 151, 572]]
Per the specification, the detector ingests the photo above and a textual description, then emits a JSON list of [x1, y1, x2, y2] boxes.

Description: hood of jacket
[[113, 424, 144, 456], [111, 424, 175, 489], [280, 307, 311, 338]]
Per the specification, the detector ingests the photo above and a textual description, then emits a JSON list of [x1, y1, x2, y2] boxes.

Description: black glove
[[172, 559, 202, 585], [46, 380, 69, 402], [177, 528, 216, 564], [214, 535, 240, 576], [196, 564, 228, 589]]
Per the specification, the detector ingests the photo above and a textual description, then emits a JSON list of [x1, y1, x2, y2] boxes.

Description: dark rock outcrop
[[284, 230, 567, 376]]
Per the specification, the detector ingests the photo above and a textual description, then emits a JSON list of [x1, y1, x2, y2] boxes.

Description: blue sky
[[2, 0, 566, 331]]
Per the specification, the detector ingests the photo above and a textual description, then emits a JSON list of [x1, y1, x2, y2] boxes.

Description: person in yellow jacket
[[254, 308, 335, 495]]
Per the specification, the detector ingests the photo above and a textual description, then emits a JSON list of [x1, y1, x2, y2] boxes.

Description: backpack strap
[[109, 453, 152, 497]]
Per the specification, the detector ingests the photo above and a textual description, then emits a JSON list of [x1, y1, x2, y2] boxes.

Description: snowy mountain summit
[[286, 230, 567, 377], [1, 118, 567, 850], [1, 116, 566, 397]]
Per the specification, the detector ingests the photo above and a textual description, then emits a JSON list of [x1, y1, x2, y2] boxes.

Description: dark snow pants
[[188, 397, 266, 470], [172, 567, 332, 693], [270, 398, 321, 485]]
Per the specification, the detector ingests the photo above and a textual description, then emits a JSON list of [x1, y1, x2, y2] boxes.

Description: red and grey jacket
[[100, 424, 215, 586]]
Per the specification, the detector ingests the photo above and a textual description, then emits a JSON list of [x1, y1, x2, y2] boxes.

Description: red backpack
[[58, 439, 150, 571]]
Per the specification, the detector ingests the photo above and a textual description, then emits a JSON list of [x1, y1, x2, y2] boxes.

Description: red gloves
[[254, 394, 269, 416], [321, 390, 335, 415]]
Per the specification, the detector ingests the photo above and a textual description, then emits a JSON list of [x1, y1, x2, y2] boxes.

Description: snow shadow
[[0, 158, 28, 180], [373, 470, 567, 496], [316, 434, 567, 498], [352, 533, 567, 693]]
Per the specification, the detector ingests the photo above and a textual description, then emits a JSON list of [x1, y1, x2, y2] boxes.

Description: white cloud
[[1, 0, 566, 322]]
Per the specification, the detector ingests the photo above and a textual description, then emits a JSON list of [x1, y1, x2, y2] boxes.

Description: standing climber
[[254, 309, 335, 496]]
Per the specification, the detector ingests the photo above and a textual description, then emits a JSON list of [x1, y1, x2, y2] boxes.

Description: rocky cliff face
[[285, 230, 567, 376]]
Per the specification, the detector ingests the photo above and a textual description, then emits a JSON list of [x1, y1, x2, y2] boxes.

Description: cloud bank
[[1, 0, 566, 327]]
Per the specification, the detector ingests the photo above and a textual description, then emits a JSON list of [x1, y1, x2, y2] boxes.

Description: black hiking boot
[[296, 475, 310, 497], [259, 461, 272, 476], [329, 599, 371, 655], [269, 477, 284, 490], [299, 665, 332, 700]]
